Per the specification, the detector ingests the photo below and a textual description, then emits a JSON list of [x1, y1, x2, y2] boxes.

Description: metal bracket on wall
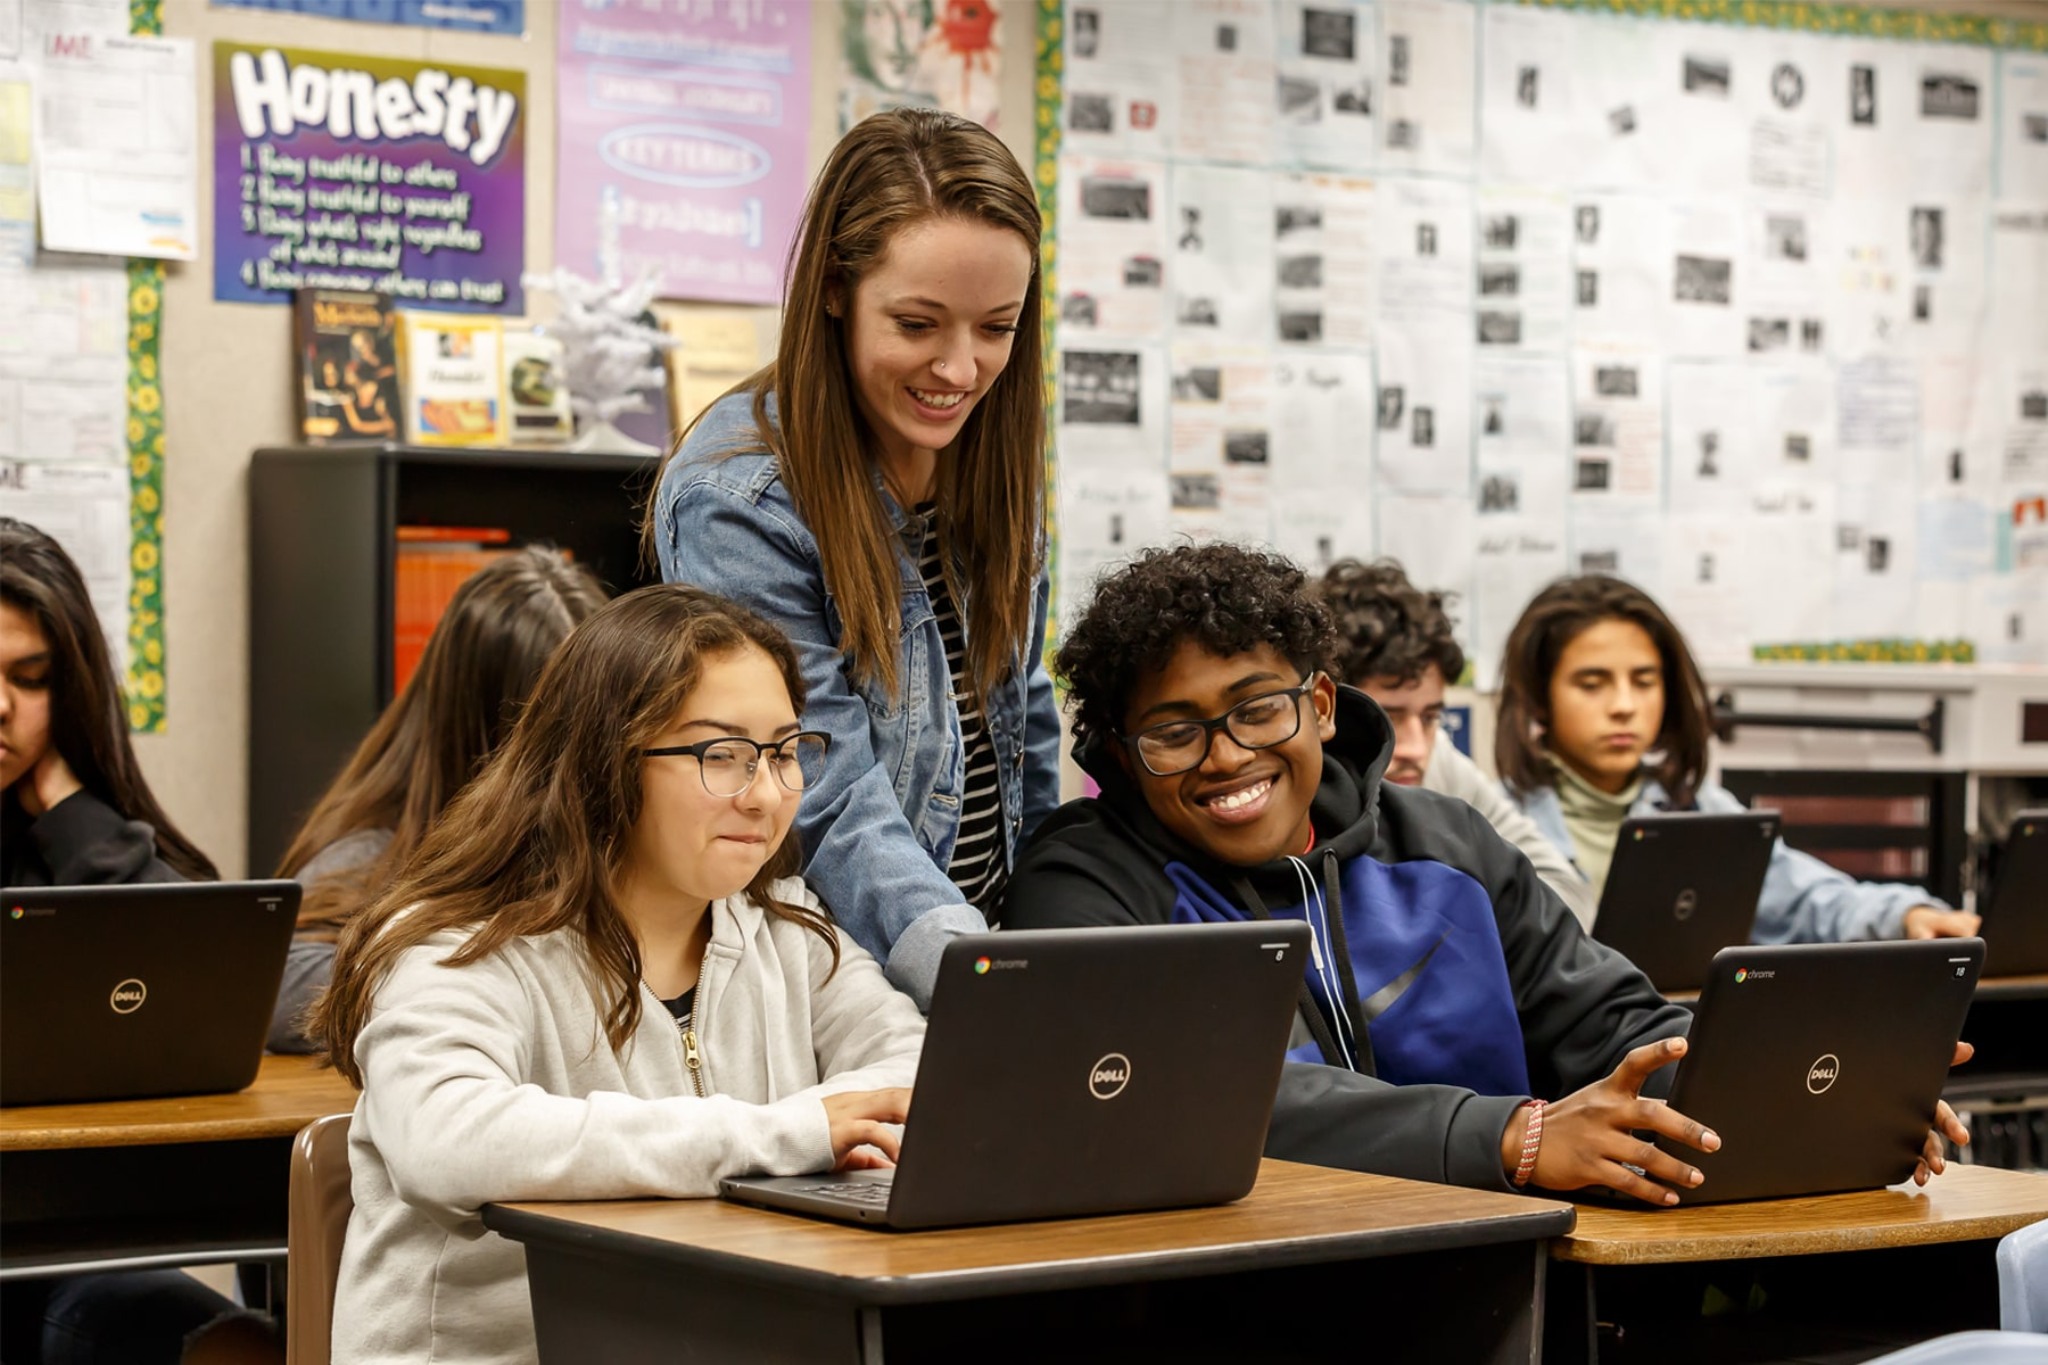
[[1711, 694, 1946, 756]]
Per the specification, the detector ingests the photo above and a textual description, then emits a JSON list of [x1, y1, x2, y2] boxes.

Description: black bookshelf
[[248, 445, 660, 874]]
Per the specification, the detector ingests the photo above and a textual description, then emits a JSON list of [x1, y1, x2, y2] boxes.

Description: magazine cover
[[398, 312, 507, 446], [503, 330, 573, 444], [292, 289, 400, 443]]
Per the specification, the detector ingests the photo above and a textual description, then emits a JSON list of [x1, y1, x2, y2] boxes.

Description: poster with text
[[213, 43, 526, 310], [210, 0, 523, 35], [839, 0, 1001, 134], [557, 0, 811, 305]]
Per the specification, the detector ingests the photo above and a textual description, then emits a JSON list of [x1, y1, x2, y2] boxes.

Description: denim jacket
[[654, 393, 1062, 1008], [1509, 777, 1944, 943]]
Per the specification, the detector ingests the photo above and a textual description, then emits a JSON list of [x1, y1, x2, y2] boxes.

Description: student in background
[[313, 585, 923, 1365], [1496, 575, 1980, 943], [652, 108, 1059, 1008], [269, 546, 606, 1052], [1005, 544, 1968, 1203], [1314, 558, 1595, 926], [1, 515, 274, 1363]]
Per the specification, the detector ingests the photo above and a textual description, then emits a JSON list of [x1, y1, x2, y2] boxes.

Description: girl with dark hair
[[312, 584, 923, 1365], [650, 107, 1059, 1009], [1495, 575, 1979, 943], [268, 546, 608, 1051], [0, 516, 216, 886]]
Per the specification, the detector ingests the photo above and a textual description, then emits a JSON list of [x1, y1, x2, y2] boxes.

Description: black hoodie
[[1003, 688, 1691, 1192]]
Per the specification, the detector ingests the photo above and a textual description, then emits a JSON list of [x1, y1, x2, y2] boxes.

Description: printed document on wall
[[1375, 324, 1471, 495], [1473, 354, 1568, 526], [1378, 0, 1474, 178], [1377, 176, 1471, 330], [1478, 5, 1577, 186], [0, 459, 127, 669], [1998, 53, 2048, 199], [1832, 480, 1918, 640], [35, 31, 197, 258], [1275, 0, 1375, 172], [1379, 492, 1475, 650], [1568, 505, 1663, 596], [1569, 347, 1662, 502], [1058, 468, 1171, 633], [1472, 522, 1564, 689], [0, 60, 30, 266], [1667, 200, 1743, 358], [1058, 340, 1167, 470], [1169, 343, 1272, 485], [1569, 14, 1665, 192], [1660, 515, 1750, 665], [1063, 0, 1173, 159], [1570, 194, 1669, 350], [1649, 22, 1747, 197], [1057, 155, 1169, 339], [1742, 483, 1834, 646], [1170, 163, 1274, 343], [1272, 172, 1375, 348], [1174, 0, 1275, 166], [1666, 361, 1750, 514], [1475, 187, 1570, 355], [1271, 349, 1374, 489], [1739, 28, 1832, 198], [1988, 207, 2048, 354]]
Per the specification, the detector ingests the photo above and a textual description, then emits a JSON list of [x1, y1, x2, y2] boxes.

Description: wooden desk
[[486, 1159, 1576, 1364], [0, 1055, 358, 1279], [1546, 1165, 2048, 1363]]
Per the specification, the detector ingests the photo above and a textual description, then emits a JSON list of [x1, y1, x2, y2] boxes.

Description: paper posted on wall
[[35, 31, 197, 259]]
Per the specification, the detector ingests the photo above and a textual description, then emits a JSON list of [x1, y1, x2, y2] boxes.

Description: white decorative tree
[[522, 266, 676, 454]]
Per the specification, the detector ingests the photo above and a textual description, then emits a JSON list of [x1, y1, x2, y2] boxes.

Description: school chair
[[2002, 1217, 2048, 1333], [286, 1114, 353, 1365]]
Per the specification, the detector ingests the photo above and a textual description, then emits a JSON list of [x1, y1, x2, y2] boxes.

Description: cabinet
[[248, 445, 659, 874]]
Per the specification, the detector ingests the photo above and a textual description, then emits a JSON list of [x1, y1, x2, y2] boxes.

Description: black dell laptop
[[1, 880, 301, 1107], [720, 920, 1311, 1230], [1982, 810, 2048, 977], [1591, 811, 1779, 993], [1654, 938, 1983, 1205]]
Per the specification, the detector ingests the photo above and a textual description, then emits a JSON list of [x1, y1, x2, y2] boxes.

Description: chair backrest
[[287, 1113, 354, 1365], [1999, 1216, 2048, 1334]]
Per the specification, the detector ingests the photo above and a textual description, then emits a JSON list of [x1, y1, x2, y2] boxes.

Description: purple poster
[[213, 43, 526, 311], [556, 0, 812, 305]]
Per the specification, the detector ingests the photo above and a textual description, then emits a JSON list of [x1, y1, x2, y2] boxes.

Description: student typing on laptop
[[313, 586, 924, 1365], [1003, 544, 1968, 1206]]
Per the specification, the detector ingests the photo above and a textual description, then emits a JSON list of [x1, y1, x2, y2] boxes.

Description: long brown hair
[[313, 585, 838, 1083], [649, 107, 1046, 712], [1493, 575, 1713, 807], [0, 517, 216, 879], [277, 547, 607, 940]]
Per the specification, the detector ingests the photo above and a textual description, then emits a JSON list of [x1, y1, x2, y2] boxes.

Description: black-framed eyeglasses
[[1119, 676, 1320, 777], [641, 732, 831, 797]]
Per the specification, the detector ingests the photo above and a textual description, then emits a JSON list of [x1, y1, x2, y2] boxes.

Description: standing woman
[[651, 109, 1058, 1006], [1495, 575, 1979, 944]]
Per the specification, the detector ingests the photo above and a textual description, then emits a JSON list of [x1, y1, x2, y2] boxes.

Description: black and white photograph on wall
[[1279, 311, 1324, 342], [1172, 365, 1221, 402], [1412, 407, 1435, 447], [1179, 206, 1203, 252], [1178, 296, 1220, 326], [1801, 318, 1824, 351], [2023, 389, 2048, 421], [1276, 204, 1322, 235], [1580, 549, 1619, 573], [1390, 33, 1410, 86], [1416, 223, 1438, 256], [1765, 215, 1807, 261], [2022, 112, 2048, 142], [1108, 513, 1125, 546], [1063, 351, 1142, 424], [1575, 413, 1616, 447], [1123, 256, 1163, 287], [1785, 432, 1812, 462], [1479, 264, 1519, 296], [1081, 176, 1151, 220], [1069, 93, 1114, 133], [1674, 255, 1732, 304], [1838, 524, 1862, 552], [1303, 6, 1355, 60], [1278, 253, 1324, 288], [1518, 66, 1540, 108], [1697, 431, 1721, 478], [1575, 458, 1612, 491], [1072, 7, 1100, 58], [1913, 284, 1932, 322], [1388, 118, 1419, 149], [1480, 474, 1519, 512], [1608, 105, 1637, 135], [1771, 62, 1805, 111], [1481, 396, 1505, 435], [1332, 81, 1372, 115], [1225, 430, 1270, 465], [1377, 385, 1405, 430], [1477, 312, 1522, 345], [1697, 553, 1715, 584], [1910, 206, 1944, 268], [1747, 316, 1792, 351], [1215, 23, 1238, 52], [1683, 56, 1730, 96], [1278, 75, 1321, 123], [1577, 269, 1599, 306], [1921, 71, 1981, 120], [1851, 65, 1877, 125], [1949, 448, 1966, 482], [1171, 473, 1221, 510], [1866, 537, 1891, 573], [1062, 293, 1100, 326], [1315, 535, 1336, 569], [1483, 214, 1518, 250], [1594, 365, 1638, 398], [1575, 205, 1601, 244]]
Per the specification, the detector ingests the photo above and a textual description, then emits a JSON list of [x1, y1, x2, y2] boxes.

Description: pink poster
[[556, 0, 812, 305]]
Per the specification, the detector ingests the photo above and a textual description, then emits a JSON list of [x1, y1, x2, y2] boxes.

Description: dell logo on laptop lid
[[109, 978, 147, 1014], [1673, 888, 1698, 921], [1806, 1053, 1840, 1094], [1089, 1052, 1131, 1100]]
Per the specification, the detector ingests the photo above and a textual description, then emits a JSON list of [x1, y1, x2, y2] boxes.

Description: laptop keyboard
[[788, 1180, 893, 1207]]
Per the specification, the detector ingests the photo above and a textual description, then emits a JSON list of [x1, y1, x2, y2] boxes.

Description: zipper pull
[[682, 1026, 702, 1072]]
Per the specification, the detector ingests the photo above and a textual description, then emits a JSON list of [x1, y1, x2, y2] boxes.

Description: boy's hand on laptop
[[1910, 1041, 1974, 1186], [1514, 1037, 1721, 1207], [1902, 906, 1981, 939], [824, 1088, 912, 1170]]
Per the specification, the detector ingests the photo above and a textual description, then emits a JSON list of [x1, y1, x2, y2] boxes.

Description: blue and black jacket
[[1002, 687, 1691, 1192]]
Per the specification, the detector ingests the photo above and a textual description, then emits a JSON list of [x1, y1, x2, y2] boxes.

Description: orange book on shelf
[[392, 527, 513, 694]]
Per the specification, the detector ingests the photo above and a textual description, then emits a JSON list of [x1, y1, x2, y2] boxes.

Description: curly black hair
[[1313, 558, 1464, 687], [1056, 542, 1335, 748]]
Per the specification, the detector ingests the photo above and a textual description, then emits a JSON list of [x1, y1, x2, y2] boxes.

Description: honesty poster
[[213, 43, 526, 311], [556, 0, 811, 305]]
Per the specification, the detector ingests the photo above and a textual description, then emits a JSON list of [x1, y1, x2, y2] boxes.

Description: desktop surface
[[0, 1054, 359, 1152]]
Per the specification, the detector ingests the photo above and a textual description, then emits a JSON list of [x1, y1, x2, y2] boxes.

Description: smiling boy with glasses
[[1004, 544, 1725, 1203]]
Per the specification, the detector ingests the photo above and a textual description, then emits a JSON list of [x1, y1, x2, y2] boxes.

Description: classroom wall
[[139, 0, 1041, 878]]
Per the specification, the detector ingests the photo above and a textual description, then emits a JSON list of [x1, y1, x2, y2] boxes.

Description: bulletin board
[[1036, 0, 2048, 683]]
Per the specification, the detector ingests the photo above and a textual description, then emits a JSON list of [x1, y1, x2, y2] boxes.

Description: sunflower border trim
[[125, 0, 167, 732]]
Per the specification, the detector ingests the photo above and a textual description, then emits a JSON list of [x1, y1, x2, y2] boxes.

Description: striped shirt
[[914, 506, 1008, 915]]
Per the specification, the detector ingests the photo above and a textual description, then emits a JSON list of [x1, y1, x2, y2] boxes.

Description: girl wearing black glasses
[[313, 585, 924, 1365]]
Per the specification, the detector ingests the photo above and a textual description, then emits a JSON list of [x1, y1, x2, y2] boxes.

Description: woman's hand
[[1505, 1037, 1721, 1206], [1911, 1042, 1974, 1186], [18, 747, 81, 817], [823, 1087, 911, 1170]]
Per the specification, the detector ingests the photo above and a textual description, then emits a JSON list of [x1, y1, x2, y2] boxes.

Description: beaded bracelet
[[1511, 1098, 1547, 1188]]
